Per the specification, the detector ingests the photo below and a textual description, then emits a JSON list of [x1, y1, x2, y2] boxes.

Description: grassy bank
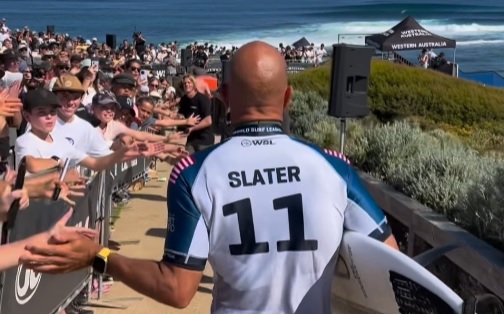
[[289, 61, 504, 152], [288, 65, 504, 251]]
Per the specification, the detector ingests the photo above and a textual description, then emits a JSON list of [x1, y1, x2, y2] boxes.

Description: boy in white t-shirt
[[15, 89, 164, 174], [51, 74, 112, 157]]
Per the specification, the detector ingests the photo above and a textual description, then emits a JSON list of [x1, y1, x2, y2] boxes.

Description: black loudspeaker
[[221, 61, 231, 86], [328, 44, 374, 118], [46, 25, 55, 34], [106, 34, 116, 50], [180, 49, 193, 68]]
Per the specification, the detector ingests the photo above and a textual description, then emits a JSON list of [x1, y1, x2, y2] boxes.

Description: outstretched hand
[[0, 182, 29, 222], [0, 167, 29, 222], [19, 208, 99, 274], [186, 113, 201, 126], [45, 179, 85, 206], [0, 82, 22, 117], [163, 132, 185, 144], [123, 142, 166, 158]]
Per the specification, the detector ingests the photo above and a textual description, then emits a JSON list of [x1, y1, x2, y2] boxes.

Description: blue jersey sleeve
[[321, 149, 392, 242], [163, 156, 209, 271]]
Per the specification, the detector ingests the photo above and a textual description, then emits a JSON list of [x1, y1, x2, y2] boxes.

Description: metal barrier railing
[[0, 154, 152, 313]]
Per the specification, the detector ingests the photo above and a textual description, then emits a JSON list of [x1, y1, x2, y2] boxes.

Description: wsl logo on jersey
[[241, 139, 275, 147]]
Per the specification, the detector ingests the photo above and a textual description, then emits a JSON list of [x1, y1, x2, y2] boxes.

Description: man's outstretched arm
[[19, 156, 208, 308]]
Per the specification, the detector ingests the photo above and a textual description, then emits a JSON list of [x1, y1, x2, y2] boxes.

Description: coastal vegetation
[[289, 60, 504, 152], [288, 62, 504, 251]]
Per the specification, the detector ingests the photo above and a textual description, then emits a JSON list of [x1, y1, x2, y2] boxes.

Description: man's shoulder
[[288, 136, 351, 171], [169, 143, 225, 187]]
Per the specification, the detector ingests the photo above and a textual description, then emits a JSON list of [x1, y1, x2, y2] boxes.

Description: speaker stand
[[339, 118, 346, 154]]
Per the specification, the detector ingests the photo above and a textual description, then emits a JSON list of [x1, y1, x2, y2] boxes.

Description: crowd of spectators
[[278, 42, 328, 66], [0, 19, 219, 314], [418, 48, 451, 70], [0, 16, 324, 313]]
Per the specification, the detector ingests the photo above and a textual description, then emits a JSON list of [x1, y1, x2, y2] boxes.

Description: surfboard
[[332, 231, 464, 314]]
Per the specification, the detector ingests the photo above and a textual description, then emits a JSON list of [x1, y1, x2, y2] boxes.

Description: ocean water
[[2, 0, 504, 73]]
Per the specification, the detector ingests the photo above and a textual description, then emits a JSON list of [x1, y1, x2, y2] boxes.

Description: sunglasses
[[58, 66, 70, 70], [129, 67, 140, 72], [150, 84, 159, 88], [99, 104, 117, 111]]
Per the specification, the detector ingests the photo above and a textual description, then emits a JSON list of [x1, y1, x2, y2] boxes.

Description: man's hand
[[20, 208, 100, 274], [164, 144, 188, 157], [123, 142, 166, 158], [63, 169, 86, 185], [163, 132, 185, 144], [43, 179, 85, 206], [141, 142, 166, 157], [7, 81, 22, 102], [4, 166, 16, 184], [0, 182, 29, 222], [138, 78, 148, 87], [185, 114, 201, 126], [0, 83, 22, 117]]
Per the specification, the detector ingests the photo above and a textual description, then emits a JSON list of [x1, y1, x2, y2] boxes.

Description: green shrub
[[289, 61, 504, 135], [290, 91, 332, 138], [458, 168, 504, 248], [351, 121, 430, 179], [388, 144, 482, 216], [289, 91, 504, 251]]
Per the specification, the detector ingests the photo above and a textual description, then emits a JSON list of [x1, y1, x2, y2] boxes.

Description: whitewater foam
[[188, 20, 504, 49], [457, 39, 504, 46]]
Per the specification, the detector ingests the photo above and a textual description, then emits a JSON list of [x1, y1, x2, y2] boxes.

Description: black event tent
[[292, 37, 310, 49], [365, 16, 456, 52]]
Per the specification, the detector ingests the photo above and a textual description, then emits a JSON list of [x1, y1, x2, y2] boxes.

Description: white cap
[[81, 59, 92, 68], [92, 37, 97, 41], [140, 86, 149, 93]]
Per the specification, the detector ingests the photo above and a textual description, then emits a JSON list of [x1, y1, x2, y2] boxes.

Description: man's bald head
[[224, 41, 291, 124]]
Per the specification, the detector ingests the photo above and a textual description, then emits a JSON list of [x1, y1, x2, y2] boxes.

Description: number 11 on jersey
[[223, 193, 318, 256]]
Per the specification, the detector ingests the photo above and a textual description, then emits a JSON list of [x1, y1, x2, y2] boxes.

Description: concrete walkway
[[90, 162, 214, 314]]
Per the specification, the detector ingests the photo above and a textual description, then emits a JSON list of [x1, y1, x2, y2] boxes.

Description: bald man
[[20, 41, 398, 313]]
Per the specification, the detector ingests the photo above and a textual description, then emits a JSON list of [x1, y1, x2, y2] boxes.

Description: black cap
[[111, 73, 136, 87], [116, 96, 135, 117], [23, 89, 60, 111], [0, 51, 18, 64]]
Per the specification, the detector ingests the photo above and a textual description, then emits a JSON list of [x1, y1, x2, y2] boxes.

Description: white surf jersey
[[164, 123, 391, 314]]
